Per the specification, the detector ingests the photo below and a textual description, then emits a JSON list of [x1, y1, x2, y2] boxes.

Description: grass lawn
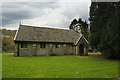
[[2, 53, 119, 78], [88, 52, 101, 55]]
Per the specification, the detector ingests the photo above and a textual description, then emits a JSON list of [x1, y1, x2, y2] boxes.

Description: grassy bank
[[2, 53, 118, 78]]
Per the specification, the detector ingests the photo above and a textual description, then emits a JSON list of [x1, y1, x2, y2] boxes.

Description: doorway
[[17, 43, 19, 56], [79, 44, 84, 55]]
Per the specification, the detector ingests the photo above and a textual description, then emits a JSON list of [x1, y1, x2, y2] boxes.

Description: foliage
[[2, 53, 118, 78], [69, 19, 78, 29], [2, 29, 16, 38], [2, 29, 16, 52], [2, 36, 15, 52], [69, 18, 89, 40], [89, 2, 120, 59]]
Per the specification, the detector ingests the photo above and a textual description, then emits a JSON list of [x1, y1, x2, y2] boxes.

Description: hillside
[[2, 29, 17, 38], [2, 29, 17, 52]]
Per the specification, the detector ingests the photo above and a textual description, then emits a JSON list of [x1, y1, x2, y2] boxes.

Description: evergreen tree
[[78, 18, 84, 25], [89, 2, 120, 59], [82, 21, 88, 40], [69, 18, 89, 40], [69, 19, 78, 29]]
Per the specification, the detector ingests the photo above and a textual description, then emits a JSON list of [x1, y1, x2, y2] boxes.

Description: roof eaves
[[74, 34, 82, 45], [14, 25, 20, 41], [82, 36, 89, 43]]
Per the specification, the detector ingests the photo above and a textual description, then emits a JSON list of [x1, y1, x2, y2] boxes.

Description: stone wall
[[76, 37, 88, 55], [14, 42, 75, 57]]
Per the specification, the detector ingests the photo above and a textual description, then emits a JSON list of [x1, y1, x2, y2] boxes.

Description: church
[[14, 24, 88, 57]]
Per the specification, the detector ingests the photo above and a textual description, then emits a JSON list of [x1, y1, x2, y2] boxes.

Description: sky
[[1, 0, 91, 30]]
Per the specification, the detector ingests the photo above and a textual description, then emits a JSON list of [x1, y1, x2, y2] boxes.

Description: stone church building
[[14, 24, 88, 57]]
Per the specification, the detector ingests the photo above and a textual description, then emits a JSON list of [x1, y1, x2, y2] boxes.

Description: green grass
[[88, 52, 101, 55], [2, 53, 118, 78]]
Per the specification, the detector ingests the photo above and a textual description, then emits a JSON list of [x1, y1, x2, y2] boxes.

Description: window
[[33, 43, 37, 48], [64, 44, 66, 46], [21, 43, 27, 48], [49, 44, 53, 47], [40, 43, 46, 48], [33, 43, 37, 47], [55, 44, 60, 48]]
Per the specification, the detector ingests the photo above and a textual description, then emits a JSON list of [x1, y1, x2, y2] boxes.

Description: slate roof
[[14, 25, 82, 44]]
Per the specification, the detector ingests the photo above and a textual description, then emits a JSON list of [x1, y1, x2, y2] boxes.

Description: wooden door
[[79, 44, 84, 55], [17, 43, 19, 56]]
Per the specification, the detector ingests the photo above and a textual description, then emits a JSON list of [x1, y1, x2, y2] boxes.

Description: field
[[2, 53, 118, 78]]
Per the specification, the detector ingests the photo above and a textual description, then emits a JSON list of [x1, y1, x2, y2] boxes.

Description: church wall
[[14, 42, 75, 57]]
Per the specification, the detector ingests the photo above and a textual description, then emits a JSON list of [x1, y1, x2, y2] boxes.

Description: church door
[[79, 44, 84, 55], [17, 43, 19, 56]]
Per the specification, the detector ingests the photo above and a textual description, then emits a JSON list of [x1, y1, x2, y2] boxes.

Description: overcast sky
[[2, 1, 91, 30]]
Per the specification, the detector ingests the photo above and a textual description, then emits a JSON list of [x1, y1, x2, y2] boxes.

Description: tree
[[78, 18, 84, 25], [2, 36, 15, 52], [69, 18, 89, 40], [82, 20, 89, 40], [69, 19, 78, 29], [89, 2, 120, 59]]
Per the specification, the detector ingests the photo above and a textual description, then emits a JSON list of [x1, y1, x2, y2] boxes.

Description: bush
[[2, 36, 15, 53]]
